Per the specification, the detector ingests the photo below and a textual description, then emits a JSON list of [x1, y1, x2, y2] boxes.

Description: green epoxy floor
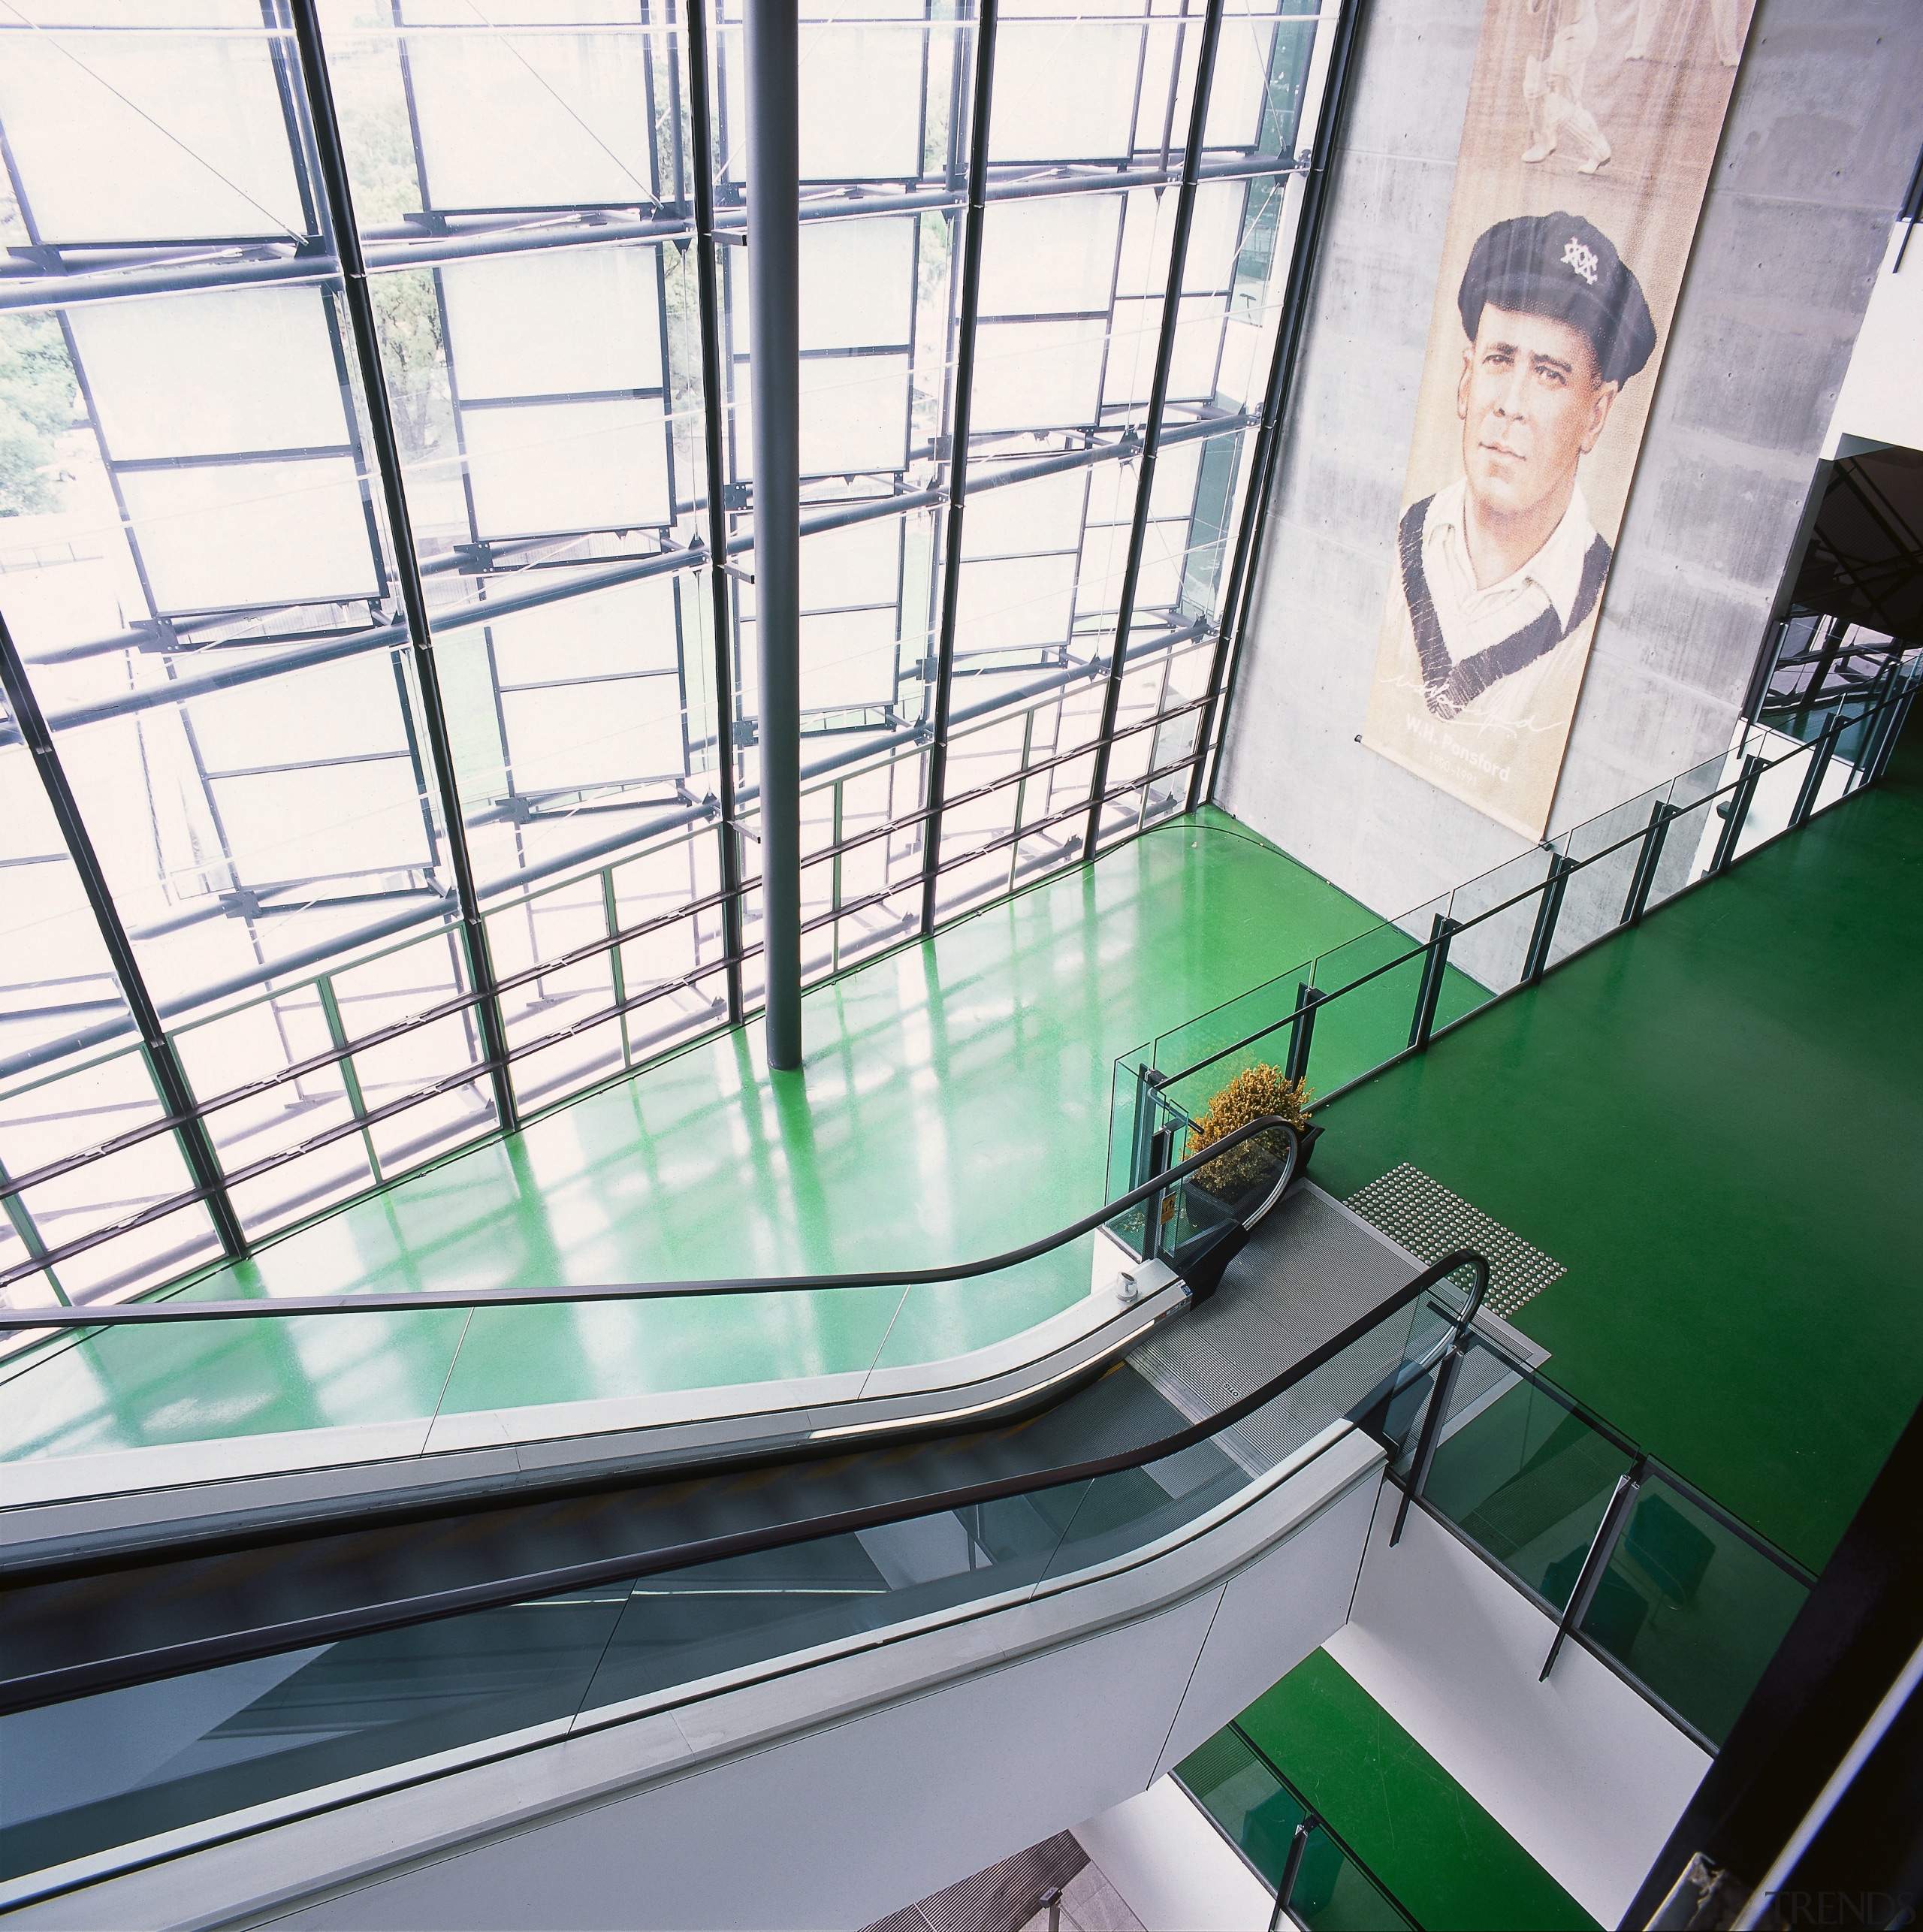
[[5, 811, 1387, 1463], [1236, 1650, 1596, 1931], [1316, 724, 1923, 1573]]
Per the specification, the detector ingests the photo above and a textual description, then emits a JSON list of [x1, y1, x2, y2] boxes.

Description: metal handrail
[[0, 1115, 1301, 1331], [0, 1242, 1489, 1717], [1215, 1719, 1419, 1931], [1387, 1326, 1819, 1590], [1138, 672, 1918, 1104], [1155, 933, 1431, 1089]]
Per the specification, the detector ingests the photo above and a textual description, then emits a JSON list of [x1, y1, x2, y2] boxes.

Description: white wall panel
[[1327, 1488, 1710, 1926]]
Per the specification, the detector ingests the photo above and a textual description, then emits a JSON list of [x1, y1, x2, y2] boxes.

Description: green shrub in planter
[[1185, 1063, 1312, 1200]]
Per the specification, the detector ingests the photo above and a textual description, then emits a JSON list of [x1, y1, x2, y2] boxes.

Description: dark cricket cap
[[1457, 211, 1657, 388]]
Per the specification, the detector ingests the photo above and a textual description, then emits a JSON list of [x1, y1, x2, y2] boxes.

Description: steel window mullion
[[54, 314, 170, 634], [1154, 8, 1184, 174], [918, 0, 998, 933], [259, 0, 325, 240], [0, 1155, 70, 1307], [19, 427, 1258, 739], [1007, 701, 1037, 894], [1182, 352, 1288, 813], [0, 615, 249, 1264], [0, 161, 1330, 319], [310, 209, 396, 602], [0, 884, 746, 1209], [385, 644, 444, 860], [685, 0, 747, 1028], [0, 738, 1224, 1305], [316, 971, 383, 1185], [288, 0, 519, 1134], [1196, 0, 1366, 811], [0, 1183, 225, 1297], [1082, 0, 1225, 859]]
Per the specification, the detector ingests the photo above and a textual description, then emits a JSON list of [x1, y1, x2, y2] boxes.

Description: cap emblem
[[1561, 236, 1600, 285]]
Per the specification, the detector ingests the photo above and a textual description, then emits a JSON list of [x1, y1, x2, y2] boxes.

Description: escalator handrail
[[0, 1118, 1303, 1331], [0, 1243, 1487, 1717]]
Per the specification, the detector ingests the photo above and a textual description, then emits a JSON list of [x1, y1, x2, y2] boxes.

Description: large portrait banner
[[1362, 0, 1755, 838]]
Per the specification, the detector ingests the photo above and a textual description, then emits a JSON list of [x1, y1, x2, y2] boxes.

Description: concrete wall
[[1823, 224, 1923, 457], [1215, 0, 1923, 920]]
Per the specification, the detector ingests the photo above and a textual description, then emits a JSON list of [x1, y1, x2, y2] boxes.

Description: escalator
[[0, 1118, 1490, 1918]]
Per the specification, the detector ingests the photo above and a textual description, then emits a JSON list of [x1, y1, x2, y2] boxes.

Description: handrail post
[[1871, 682, 1917, 782], [1858, 677, 1911, 788], [1390, 1333, 1463, 1546], [1144, 1124, 1174, 1262], [317, 972, 380, 1181], [1852, 659, 1899, 782], [1520, 851, 1571, 986], [1708, 753, 1765, 876], [1789, 711, 1843, 830], [1619, 800, 1672, 928], [1269, 1816, 1315, 1930], [1283, 982, 1321, 1086], [1541, 1456, 1647, 1680], [1130, 1063, 1167, 1191], [1406, 913, 1457, 1051], [1388, 1251, 1487, 1546]]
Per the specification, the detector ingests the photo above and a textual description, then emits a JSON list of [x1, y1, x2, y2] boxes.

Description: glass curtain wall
[[0, 0, 1339, 1321]]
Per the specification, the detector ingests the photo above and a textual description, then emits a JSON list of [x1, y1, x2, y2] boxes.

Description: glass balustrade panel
[[1575, 1474, 1810, 1747], [0, 1307, 473, 1478], [1417, 1347, 1635, 1613], [1731, 728, 1811, 864]]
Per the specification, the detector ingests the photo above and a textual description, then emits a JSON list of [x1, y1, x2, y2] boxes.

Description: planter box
[[1174, 1122, 1323, 1254]]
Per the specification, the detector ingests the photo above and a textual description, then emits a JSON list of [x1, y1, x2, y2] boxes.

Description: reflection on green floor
[[1316, 722, 1923, 1573], [1233, 1649, 1595, 1932], [3, 811, 1387, 1464]]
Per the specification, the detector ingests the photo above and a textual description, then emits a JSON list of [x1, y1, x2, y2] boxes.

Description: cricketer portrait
[[1360, 0, 1755, 841], [1391, 212, 1653, 730]]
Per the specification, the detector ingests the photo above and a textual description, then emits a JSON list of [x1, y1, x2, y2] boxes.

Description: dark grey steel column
[[0, 615, 249, 1264], [1082, 0, 1226, 860], [919, 0, 998, 934], [288, 0, 519, 1131], [685, 0, 747, 1026], [745, 0, 803, 1068]]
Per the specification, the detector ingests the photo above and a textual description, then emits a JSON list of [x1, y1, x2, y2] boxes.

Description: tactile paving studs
[[1345, 1164, 1565, 1318]]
